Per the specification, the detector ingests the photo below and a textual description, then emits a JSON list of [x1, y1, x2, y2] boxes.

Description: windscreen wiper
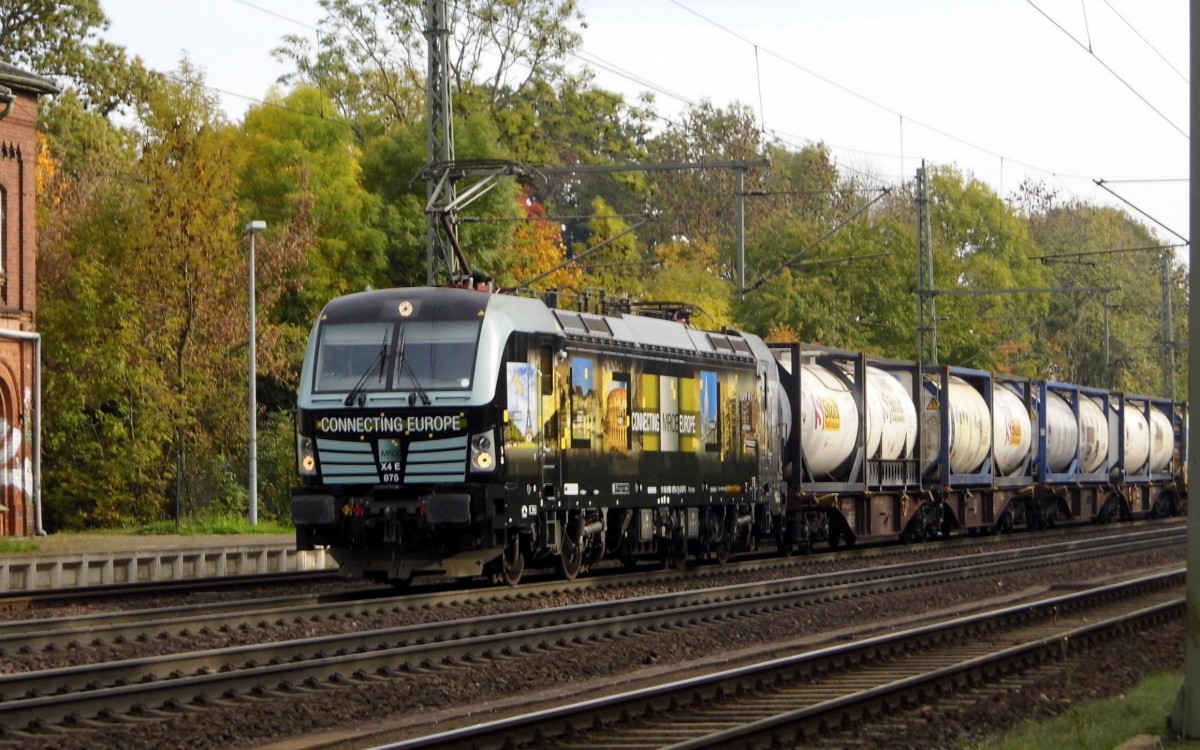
[[395, 326, 431, 405], [343, 334, 388, 407]]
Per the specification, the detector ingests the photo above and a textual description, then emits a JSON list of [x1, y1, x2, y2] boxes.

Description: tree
[[240, 86, 388, 323], [644, 101, 766, 250], [276, 0, 584, 140], [573, 196, 644, 301], [1, 0, 153, 115], [923, 166, 1048, 373], [493, 187, 580, 292], [0, 0, 106, 76], [1024, 192, 1184, 395], [36, 66, 310, 528]]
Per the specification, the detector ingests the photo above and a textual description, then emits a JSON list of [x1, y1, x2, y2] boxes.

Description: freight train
[[289, 285, 1187, 585]]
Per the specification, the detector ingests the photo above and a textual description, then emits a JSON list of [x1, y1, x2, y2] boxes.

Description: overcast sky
[[97, 0, 1189, 252]]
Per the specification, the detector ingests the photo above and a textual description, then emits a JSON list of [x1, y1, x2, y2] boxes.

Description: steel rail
[[0, 527, 1181, 656], [0, 569, 339, 612], [374, 569, 1184, 750], [0, 530, 1181, 733], [0, 526, 1181, 656]]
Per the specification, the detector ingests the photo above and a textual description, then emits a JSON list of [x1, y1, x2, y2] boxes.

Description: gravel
[[0, 535, 1186, 750]]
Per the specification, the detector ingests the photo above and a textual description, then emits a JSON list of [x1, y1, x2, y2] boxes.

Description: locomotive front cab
[[290, 287, 545, 581]]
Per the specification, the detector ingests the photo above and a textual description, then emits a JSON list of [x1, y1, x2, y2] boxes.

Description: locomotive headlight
[[297, 436, 317, 476], [470, 429, 498, 473]]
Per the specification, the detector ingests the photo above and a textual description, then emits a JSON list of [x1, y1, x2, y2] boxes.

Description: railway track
[[1, 519, 1174, 615], [378, 569, 1184, 750], [0, 526, 1182, 740], [0, 526, 1181, 658], [0, 524, 1180, 657], [0, 569, 341, 612]]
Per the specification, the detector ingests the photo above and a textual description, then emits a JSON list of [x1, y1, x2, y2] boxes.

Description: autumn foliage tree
[[494, 188, 580, 293]]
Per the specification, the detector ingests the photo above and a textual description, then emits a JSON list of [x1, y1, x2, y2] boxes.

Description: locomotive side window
[[570, 357, 597, 449], [314, 322, 394, 393], [539, 347, 554, 395], [700, 370, 720, 452]]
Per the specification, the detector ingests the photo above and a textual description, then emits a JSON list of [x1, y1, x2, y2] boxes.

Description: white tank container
[[993, 384, 1032, 476], [1148, 408, 1174, 473], [1121, 402, 1150, 473], [922, 375, 991, 475], [1078, 396, 1108, 474], [799, 363, 859, 478], [864, 367, 917, 460], [1042, 390, 1079, 473]]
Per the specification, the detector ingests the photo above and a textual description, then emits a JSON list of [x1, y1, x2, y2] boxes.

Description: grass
[[135, 514, 292, 536], [971, 672, 1200, 750], [0, 538, 39, 553]]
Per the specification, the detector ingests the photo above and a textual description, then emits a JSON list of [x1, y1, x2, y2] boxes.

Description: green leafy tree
[[643, 101, 765, 252], [643, 238, 733, 330], [923, 166, 1048, 373], [38, 66, 307, 528], [276, 0, 583, 140], [573, 196, 644, 302], [357, 101, 521, 287], [1021, 184, 1185, 395], [240, 86, 388, 323], [1, 0, 153, 115]]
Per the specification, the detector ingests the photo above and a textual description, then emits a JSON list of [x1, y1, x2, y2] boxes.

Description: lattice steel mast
[[424, 0, 457, 285]]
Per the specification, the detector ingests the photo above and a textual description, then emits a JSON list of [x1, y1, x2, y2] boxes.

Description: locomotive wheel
[[556, 532, 584, 581], [499, 536, 524, 587], [710, 535, 729, 564], [663, 535, 688, 569], [714, 536, 733, 565], [713, 512, 735, 565]]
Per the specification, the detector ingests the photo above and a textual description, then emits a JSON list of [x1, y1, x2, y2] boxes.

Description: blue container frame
[[1034, 380, 1112, 485]]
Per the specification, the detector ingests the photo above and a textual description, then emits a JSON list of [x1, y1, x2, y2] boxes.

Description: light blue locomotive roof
[[300, 288, 765, 409]]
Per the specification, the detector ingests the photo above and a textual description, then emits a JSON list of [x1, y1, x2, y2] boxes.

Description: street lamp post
[[245, 220, 266, 526]]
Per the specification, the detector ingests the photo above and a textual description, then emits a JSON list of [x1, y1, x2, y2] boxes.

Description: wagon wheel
[[556, 528, 584, 581], [498, 535, 524, 587], [776, 516, 801, 557]]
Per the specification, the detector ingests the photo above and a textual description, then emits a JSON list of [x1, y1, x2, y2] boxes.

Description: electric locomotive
[[290, 286, 792, 584]]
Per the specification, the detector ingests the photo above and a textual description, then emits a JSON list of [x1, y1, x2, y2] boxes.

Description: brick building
[[0, 62, 58, 536]]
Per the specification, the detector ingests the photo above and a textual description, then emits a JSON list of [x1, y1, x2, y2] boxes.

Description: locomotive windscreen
[[313, 319, 482, 393]]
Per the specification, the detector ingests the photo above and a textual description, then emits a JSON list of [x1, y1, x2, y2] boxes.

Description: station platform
[[0, 532, 335, 593]]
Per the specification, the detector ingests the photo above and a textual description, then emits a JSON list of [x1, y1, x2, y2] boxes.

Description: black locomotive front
[[291, 287, 521, 582]]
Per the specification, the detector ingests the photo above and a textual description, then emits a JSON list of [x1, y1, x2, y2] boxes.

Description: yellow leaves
[[501, 188, 580, 292], [34, 132, 62, 208]]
